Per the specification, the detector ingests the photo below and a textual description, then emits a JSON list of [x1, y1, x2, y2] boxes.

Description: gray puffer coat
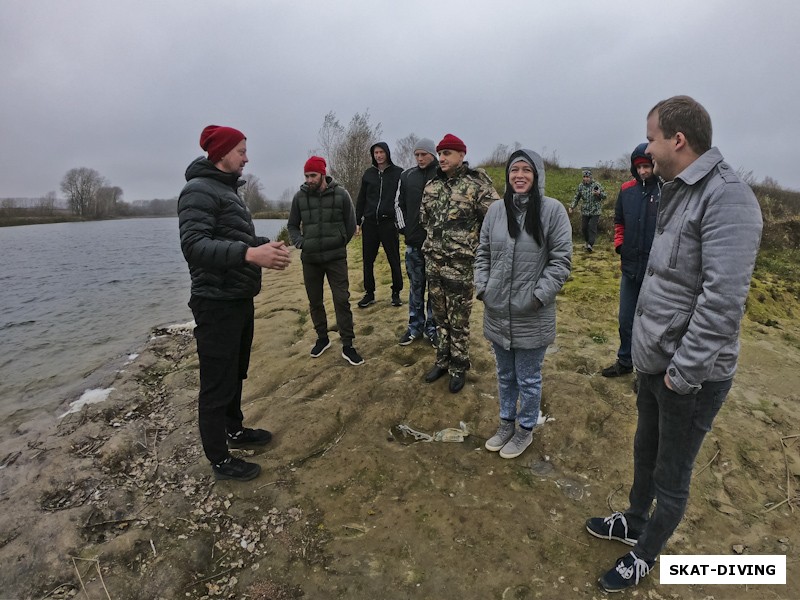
[[474, 149, 572, 350]]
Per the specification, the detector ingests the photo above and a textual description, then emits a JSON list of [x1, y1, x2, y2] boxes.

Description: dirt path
[[1, 246, 797, 599]]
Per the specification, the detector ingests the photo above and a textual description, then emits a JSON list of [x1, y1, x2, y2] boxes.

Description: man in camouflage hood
[[569, 169, 607, 251], [419, 134, 500, 393]]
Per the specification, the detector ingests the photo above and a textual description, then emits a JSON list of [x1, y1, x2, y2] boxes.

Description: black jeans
[[361, 219, 403, 295], [302, 258, 355, 346], [581, 214, 599, 247], [624, 372, 732, 561], [189, 296, 254, 464]]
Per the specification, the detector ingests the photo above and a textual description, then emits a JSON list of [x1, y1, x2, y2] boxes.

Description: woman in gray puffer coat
[[475, 149, 572, 459]]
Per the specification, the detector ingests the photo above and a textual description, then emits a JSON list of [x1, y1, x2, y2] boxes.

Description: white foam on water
[[58, 387, 115, 418]]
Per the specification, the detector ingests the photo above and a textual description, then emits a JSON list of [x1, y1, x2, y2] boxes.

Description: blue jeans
[[616, 274, 642, 368], [405, 246, 435, 337], [624, 373, 732, 562], [492, 342, 548, 430]]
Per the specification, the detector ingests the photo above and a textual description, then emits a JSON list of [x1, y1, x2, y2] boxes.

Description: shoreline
[[1, 248, 797, 599]]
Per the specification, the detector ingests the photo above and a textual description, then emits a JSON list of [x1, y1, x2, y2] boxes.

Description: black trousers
[[189, 296, 253, 464], [361, 219, 403, 295], [581, 214, 599, 247], [302, 258, 355, 345]]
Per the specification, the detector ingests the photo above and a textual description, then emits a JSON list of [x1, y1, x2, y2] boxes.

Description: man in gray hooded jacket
[[585, 96, 763, 592]]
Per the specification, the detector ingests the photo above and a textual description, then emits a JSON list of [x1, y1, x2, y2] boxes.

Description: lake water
[[0, 217, 286, 429]]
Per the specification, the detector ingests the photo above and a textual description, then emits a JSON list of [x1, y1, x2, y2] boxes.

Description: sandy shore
[[1, 243, 798, 599]]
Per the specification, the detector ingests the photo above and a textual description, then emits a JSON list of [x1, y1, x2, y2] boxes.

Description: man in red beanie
[[419, 134, 500, 393], [287, 156, 364, 366], [178, 125, 291, 482]]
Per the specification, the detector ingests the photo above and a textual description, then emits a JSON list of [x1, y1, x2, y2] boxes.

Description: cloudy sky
[[2, 0, 798, 202]]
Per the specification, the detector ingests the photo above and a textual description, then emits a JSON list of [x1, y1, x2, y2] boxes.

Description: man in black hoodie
[[178, 125, 291, 482], [355, 142, 404, 308]]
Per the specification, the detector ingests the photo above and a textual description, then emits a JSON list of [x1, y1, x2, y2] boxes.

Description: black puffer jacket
[[178, 157, 268, 299]]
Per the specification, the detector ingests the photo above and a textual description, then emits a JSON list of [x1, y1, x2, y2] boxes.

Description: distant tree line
[[1, 166, 291, 226]]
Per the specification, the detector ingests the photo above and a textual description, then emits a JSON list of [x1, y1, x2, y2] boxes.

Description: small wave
[[151, 320, 195, 339], [0, 320, 36, 331]]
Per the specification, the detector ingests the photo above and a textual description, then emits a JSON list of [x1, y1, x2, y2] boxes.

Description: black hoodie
[[355, 142, 403, 224]]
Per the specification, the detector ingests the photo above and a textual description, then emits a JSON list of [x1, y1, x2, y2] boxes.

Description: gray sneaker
[[499, 427, 533, 459], [485, 420, 516, 452]]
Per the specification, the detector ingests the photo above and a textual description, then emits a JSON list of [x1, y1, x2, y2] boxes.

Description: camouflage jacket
[[420, 163, 500, 262], [570, 180, 607, 216]]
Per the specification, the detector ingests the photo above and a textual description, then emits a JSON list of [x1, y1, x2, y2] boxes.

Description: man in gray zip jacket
[[586, 96, 763, 592]]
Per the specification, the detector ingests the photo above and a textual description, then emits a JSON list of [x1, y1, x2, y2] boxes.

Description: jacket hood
[[184, 156, 242, 187], [370, 142, 394, 168], [630, 143, 656, 183], [505, 149, 545, 199], [300, 175, 339, 194]]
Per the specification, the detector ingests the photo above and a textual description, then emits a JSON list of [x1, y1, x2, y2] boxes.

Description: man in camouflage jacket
[[569, 169, 607, 251], [419, 134, 500, 393]]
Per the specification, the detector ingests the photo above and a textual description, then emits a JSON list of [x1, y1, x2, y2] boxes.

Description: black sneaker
[[399, 331, 416, 346], [598, 551, 655, 592], [212, 456, 261, 481], [310, 337, 332, 358], [227, 427, 272, 448], [342, 345, 364, 365], [357, 293, 376, 308], [601, 361, 633, 377], [585, 512, 640, 546], [424, 331, 438, 347], [391, 293, 402, 307]]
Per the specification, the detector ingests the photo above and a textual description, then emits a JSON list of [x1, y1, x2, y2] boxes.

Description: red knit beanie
[[304, 156, 327, 175], [633, 156, 653, 167], [436, 133, 467, 154], [200, 125, 246, 163]]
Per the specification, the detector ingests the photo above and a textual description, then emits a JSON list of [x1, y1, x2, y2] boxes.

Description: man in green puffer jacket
[[288, 156, 364, 366]]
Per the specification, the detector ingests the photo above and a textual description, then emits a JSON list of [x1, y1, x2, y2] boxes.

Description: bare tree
[[240, 174, 267, 213], [315, 110, 382, 198], [95, 186, 123, 218], [394, 133, 420, 169], [36, 191, 57, 215], [481, 142, 522, 167], [60, 167, 106, 217], [316, 111, 344, 162], [1, 198, 16, 216], [275, 186, 295, 212]]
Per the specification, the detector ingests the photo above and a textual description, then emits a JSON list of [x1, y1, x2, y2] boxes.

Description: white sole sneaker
[[310, 339, 332, 358]]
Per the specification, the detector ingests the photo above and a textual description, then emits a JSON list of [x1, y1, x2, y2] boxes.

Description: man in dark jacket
[[178, 125, 291, 482], [396, 138, 438, 346], [602, 144, 659, 379], [287, 156, 364, 366], [355, 142, 404, 308]]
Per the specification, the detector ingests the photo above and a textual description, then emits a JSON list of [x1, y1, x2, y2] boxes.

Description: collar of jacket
[[673, 147, 724, 186]]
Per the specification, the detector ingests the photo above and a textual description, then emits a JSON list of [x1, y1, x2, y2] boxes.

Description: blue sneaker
[[598, 551, 655, 592], [585, 511, 640, 546]]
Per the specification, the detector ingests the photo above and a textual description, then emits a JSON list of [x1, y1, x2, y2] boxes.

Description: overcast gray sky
[[2, 0, 798, 202]]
